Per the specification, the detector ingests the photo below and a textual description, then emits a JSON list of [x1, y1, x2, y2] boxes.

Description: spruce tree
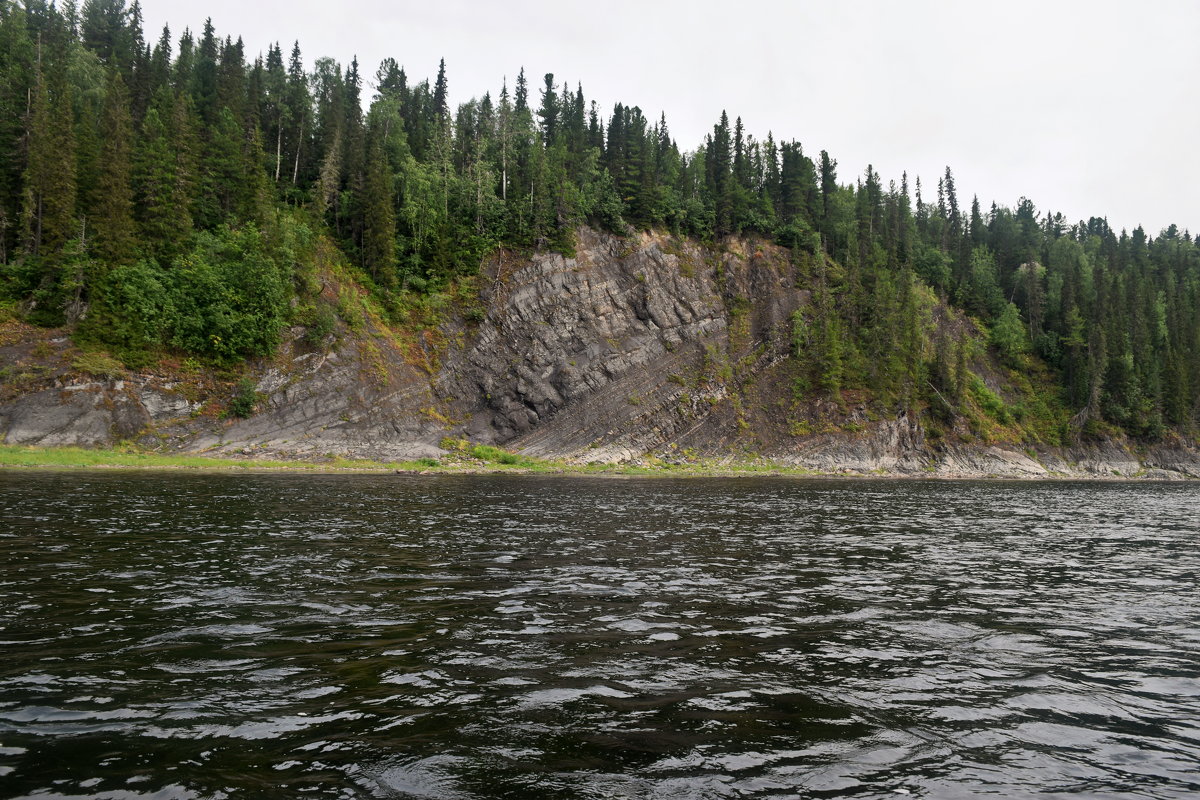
[[537, 73, 558, 146], [172, 26, 193, 91], [432, 58, 447, 120], [90, 67, 136, 266], [514, 67, 528, 114], [262, 42, 286, 183], [818, 150, 836, 241], [133, 96, 190, 260], [191, 18, 218, 124], [125, 0, 148, 118], [708, 112, 733, 236], [284, 41, 309, 188], [240, 121, 272, 222], [195, 106, 243, 227], [361, 130, 396, 288], [146, 24, 170, 96], [80, 0, 126, 66], [22, 38, 78, 261], [215, 35, 246, 124], [0, 2, 34, 262]]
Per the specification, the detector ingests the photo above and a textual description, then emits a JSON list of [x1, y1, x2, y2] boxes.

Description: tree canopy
[[0, 1, 1196, 437]]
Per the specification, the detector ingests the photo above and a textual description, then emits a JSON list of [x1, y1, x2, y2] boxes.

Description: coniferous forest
[[1, 1, 1198, 442]]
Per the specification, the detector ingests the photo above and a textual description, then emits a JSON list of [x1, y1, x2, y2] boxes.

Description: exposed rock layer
[[2, 229, 1197, 479]]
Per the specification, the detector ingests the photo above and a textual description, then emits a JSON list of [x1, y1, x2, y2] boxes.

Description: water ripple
[[1, 473, 1198, 798]]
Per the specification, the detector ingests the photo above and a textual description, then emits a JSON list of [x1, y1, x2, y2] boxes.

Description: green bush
[[989, 302, 1029, 366], [169, 226, 290, 363], [78, 225, 292, 365], [72, 351, 125, 379], [85, 260, 174, 356], [969, 376, 1012, 425], [305, 303, 338, 344], [227, 377, 260, 418], [467, 444, 527, 465]]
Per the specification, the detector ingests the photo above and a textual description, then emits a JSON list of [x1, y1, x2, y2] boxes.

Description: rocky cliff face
[[2, 228, 1197, 479], [442, 229, 803, 463]]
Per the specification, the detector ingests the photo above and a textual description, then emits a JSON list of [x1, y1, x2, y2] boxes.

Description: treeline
[[0, 1, 1196, 436]]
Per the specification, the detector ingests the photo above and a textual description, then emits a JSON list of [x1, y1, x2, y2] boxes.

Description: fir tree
[[284, 41, 309, 187]]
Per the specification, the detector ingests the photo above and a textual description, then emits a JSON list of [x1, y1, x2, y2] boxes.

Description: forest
[[1, 0, 1197, 441]]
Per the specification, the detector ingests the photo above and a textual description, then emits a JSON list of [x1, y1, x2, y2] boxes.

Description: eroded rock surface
[[2, 228, 1197, 479]]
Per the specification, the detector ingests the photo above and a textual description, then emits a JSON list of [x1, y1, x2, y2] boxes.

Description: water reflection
[[1, 473, 1198, 798]]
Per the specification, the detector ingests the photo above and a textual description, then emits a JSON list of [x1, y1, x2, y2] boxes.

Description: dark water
[[1, 473, 1199, 799]]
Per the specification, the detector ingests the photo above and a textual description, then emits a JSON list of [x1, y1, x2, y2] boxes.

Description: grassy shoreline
[[0, 444, 1192, 481], [0, 444, 817, 477]]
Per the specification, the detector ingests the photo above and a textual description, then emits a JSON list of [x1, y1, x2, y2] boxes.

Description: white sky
[[141, 0, 1199, 235]]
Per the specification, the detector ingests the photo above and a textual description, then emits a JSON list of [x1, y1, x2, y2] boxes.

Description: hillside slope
[[2, 228, 1197, 478]]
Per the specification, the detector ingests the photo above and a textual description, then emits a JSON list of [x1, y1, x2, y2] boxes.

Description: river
[[1, 472, 1198, 799]]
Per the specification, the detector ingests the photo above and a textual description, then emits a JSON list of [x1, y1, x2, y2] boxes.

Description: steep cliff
[[2, 229, 1197, 478]]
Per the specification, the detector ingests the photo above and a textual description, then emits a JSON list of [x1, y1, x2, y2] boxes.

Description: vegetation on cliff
[[0, 1, 1196, 443]]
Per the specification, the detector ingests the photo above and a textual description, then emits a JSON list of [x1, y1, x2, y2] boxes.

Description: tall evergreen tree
[[0, 1, 35, 262], [361, 124, 395, 287], [708, 111, 733, 236], [89, 67, 136, 265], [284, 41, 309, 188], [191, 18, 218, 123], [22, 28, 78, 262], [133, 92, 191, 260], [432, 57, 447, 120], [537, 73, 558, 146], [195, 106, 243, 227]]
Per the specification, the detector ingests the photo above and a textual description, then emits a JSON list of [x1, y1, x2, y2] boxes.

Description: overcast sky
[[140, 0, 1199, 235]]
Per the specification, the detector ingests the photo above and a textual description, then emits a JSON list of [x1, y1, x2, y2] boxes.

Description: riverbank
[[0, 443, 782, 476], [2, 444, 1196, 481], [4, 230, 1198, 482]]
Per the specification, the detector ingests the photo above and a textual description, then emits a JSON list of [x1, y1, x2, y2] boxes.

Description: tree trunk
[[291, 116, 303, 185], [34, 194, 43, 255]]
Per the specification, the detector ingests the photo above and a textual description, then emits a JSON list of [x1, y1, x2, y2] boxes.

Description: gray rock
[[2, 227, 1197, 479]]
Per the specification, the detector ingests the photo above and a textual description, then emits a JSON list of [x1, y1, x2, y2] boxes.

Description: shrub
[[82, 260, 174, 365], [227, 377, 260, 418], [969, 376, 1012, 426], [305, 304, 338, 344], [169, 226, 289, 363], [72, 352, 125, 379], [467, 444, 527, 465], [989, 302, 1029, 366]]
